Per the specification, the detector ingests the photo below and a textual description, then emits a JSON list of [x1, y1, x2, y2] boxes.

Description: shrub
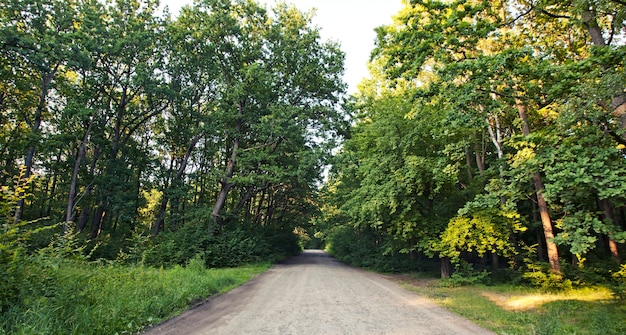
[[610, 264, 626, 300], [144, 220, 301, 269], [522, 262, 573, 291], [440, 261, 491, 288]]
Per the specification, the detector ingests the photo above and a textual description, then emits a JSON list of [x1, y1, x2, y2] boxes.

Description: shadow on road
[[279, 249, 343, 266]]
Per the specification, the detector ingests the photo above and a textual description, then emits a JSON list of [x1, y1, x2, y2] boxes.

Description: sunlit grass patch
[[481, 286, 614, 311], [395, 274, 626, 335]]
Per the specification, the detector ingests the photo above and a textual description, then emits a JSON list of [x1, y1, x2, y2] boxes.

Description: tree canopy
[[322, 0, 626, 279], [1, 0, 346, 264]]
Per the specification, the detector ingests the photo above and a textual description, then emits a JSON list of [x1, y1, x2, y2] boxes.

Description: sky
[[160, 0, 404, 94]]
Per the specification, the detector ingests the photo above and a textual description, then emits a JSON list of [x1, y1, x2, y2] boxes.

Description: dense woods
[[3, 0, 626, 330], [1, 0, 345, 263], [321, 0, 626, 285]]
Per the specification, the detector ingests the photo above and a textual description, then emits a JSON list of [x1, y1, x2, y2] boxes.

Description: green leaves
[[323, 0, 626, 278]]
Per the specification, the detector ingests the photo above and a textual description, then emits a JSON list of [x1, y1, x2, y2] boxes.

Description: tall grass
[[0, 257, 269, 335]]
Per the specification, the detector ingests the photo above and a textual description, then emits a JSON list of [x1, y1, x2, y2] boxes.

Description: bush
[[522, 262, 573, 291], [144, 221, 301, 268], [440, 261, 491, 288], [610, 264, 626, 300]]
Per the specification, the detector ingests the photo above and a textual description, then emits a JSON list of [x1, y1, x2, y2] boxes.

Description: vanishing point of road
[[143, 250, 495, 335]]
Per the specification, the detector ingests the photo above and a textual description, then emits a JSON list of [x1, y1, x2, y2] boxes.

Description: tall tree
[[0, 0, 79, 223]]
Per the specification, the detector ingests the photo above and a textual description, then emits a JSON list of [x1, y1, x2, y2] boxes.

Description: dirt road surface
[[142, 250, 495, 335]]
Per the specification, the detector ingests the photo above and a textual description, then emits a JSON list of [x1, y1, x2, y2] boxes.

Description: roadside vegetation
[[1, 0, 340, 333], [3, 0, 626, 333], [317, 0, 626, 306], [1, 254, 268, 335], [394, 273, 626, 335]]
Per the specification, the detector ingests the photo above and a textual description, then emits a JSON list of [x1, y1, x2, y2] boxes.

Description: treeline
[[320, 0, 626, 285], [0, 0, 346, 263]]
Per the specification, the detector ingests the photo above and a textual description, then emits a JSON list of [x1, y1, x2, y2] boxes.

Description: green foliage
[[439, 261, 491, 288], [0, 260, 269, 335], [438, 208, 524, 263], [1, 0, 344, 270], [325, 224, 435, 273], [610, 264, 626, 300], [144, 221, 300, 269], [318, 0, 626, 285], [522, 262, 573, 291]]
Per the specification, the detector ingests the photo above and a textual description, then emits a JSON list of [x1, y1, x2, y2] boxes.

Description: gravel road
[[142, 250, 495, 335]]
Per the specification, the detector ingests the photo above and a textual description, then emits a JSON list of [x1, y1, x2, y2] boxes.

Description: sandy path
[[142, 250, 495, 335]]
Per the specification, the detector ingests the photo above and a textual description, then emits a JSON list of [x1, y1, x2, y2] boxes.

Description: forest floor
[[141, 250, 494, 335]]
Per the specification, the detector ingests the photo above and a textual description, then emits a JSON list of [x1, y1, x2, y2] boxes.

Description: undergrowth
[[0, 256, 269, 335]]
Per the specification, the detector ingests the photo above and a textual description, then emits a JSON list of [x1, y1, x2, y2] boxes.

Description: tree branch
[[540, 9, 571, 19]]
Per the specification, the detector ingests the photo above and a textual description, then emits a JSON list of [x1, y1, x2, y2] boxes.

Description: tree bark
[[152, 132, 201, 235], [581, 4, 626, 134], [65, 119, 93, 231], [517, 99, 561, 274], [14, 67, 58, 223], [473, 132, 485, 176], [77, 147, 100, 232], [211, 108, 243, 225], [600, 199, 622, 264], [441, 257, 452, 279], [90, 204, 105, 239]]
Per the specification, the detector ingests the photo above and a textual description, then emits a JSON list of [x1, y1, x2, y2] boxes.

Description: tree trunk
[[66, 120, 93, 231], [90, 204, 105, 239], [473, 132, 485, 176], [517, 99, 561, 274], [212, 114, 242, 225], [14, 67, 58, 224], [152, 195, 169, 235], [486, 114, 504, 160], [441, 257, 452, 279], [600, 199, 622, 264], [491, 252, 500, 271], [581, 5, 626, 134], [77, 146, 101, 232], [533, 173, 561, 273]]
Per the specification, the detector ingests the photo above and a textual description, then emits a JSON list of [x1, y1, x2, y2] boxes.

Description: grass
[[394, 275, 626, 335], [0, 258, 270, 335]]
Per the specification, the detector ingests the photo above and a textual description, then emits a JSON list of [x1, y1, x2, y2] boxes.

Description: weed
[[0, 260, 269, 334]]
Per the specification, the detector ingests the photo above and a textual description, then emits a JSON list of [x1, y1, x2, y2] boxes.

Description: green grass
[[397, 276, 626, 335], [1, 258, 270, 335]]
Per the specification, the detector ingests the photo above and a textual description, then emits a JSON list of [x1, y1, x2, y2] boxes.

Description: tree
[[0, 0, 79, 223]]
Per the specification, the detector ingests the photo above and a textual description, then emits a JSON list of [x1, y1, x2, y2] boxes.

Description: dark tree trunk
[[212, 116, 242, 225], [66, 120, 93, 231], [441, 257, 452, 279], [90, 205, 105, 239], [600, 199, 622, 265], [581, 5, 626, 134], [15, 67, 58, 223]]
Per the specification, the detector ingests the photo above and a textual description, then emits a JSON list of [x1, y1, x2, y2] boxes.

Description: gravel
[[142, 250, 495, 335]]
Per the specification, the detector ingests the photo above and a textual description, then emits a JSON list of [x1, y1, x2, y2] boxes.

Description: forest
[[1, 0, 626, 332], [322, 0, 626, 286], [1, 0, 346, 262], [1, 0, 345, 330]]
